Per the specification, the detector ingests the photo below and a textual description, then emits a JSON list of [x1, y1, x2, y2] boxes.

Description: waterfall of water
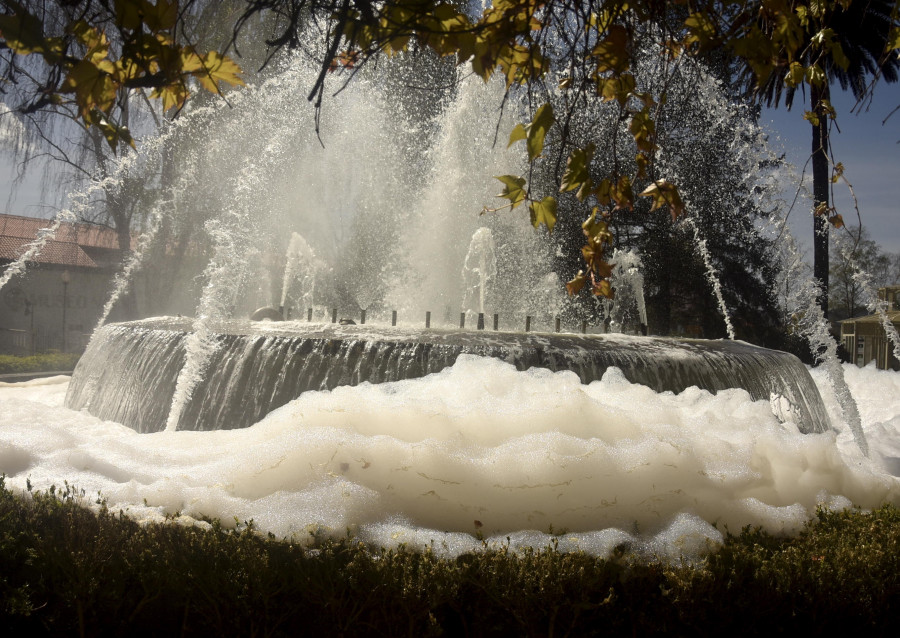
[[68, 319, 833, 435]]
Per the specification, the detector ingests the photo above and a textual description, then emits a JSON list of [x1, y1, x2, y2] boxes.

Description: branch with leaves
[[0, 0, 244, 150]]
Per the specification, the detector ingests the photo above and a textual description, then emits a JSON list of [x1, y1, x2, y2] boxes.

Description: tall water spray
[[602, 249, 648, 333], [281, 232, 319, 318], [461, 227, 498, 316]]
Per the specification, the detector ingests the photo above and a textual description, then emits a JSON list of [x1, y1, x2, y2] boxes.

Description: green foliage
[[3, 477, 900, 635], [0, 352, 80, 374]]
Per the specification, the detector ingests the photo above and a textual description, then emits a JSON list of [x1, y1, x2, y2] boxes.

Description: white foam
[[1, 358, 898, 561]]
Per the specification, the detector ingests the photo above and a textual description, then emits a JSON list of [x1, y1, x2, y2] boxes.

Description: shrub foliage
[[0, 353, 80, 375], [2, 477, 900, 636]]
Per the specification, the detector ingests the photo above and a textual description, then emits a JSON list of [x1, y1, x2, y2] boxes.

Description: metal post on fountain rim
[[582, 320, 587, 334], [493, 314, 499, 331], [307, 308, 312, 321], [392, 310, 397, 326], [361, 309, 366, 325], [426, 311, 431, 328], [477, 313, 485, 330], [332, 308, 337, 323], [555, 317, 561, 333], [460, 312, 465, 329], [525, 316, 531, 332]]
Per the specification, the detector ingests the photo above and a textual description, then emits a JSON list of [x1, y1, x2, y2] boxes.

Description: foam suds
[[1, 358, 898, 560]]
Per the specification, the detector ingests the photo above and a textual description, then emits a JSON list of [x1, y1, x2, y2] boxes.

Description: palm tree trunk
[[811, 82, 830, 317]]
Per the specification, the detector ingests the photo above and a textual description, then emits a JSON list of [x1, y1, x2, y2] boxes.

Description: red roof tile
[[0, 213, 128, 268]]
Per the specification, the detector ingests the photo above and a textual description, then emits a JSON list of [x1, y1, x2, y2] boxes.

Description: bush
[[0, 352, 80, 375], [2, 476, 899, 636]]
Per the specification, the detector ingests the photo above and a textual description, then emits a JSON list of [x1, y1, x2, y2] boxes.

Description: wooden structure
[[840, 286, 900, 371]]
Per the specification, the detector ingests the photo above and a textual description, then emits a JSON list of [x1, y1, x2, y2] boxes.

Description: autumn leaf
[[639, 180, 685, 221], [0, 3, 57, 57], [509, 103, 555, 161], [140, 0, 179, 32], [566, 270, 587, 295], [582, 208, 612, 245], [494, 174, 527, 209], [529, 196, 557, 233], [193, 51, 245, 93], [610, 175, 633, 210], [61, 58, 119, 119], [527, 103, 554, 160], [683, 12, 718, 49], [829, 214, 844, 229], [592, 279, 614, 298], [508, 123, 527, 147], [151, 82, 190, 112], [591, 24, 629, 73], [559, 143, 595, 200]]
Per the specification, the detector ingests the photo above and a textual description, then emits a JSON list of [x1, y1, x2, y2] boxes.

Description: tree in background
[[830, 226, 898, 319]]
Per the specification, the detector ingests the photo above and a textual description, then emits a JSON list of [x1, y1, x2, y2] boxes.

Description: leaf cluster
[[0, 0, 244, 149]]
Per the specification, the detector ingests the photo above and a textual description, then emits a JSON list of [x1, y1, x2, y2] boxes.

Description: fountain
[[52, 50, 832, 440], [5, 45, 898, 558], [67, 318, 831, 434]]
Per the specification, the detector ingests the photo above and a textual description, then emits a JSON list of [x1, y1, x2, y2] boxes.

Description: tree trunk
[[811, 83, 830, 317]]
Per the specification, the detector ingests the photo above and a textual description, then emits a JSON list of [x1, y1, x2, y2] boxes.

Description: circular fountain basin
[[65, 318, 831, 434]]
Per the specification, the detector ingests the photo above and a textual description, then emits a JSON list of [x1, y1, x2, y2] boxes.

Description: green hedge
[[0, 352, 80, 375], [2, 477, 899, 636]]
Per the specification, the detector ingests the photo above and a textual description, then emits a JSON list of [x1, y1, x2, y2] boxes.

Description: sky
[[1, 76, 899, 257], [761, 81, 900, 256]]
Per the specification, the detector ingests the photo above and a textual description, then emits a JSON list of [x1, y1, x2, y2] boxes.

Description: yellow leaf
[[592, 279, 614, 298], [786, 61, 805, 87], [61, 58, 119, 119], [508, 123, 527, 147], [527, 103, 554, 161], [591, 24, 629, 73], [559, 143, 595, 198], [141, 0, 179, 33], [194, 51, 245, 93], [639, 179, 685, 221], [610, 175, 633, 210], [566, 270, 587, 296], [529, 196, 557, 233], [151, 82, 190, 112], [494, 174, 527, 209], [683, 12, 717, 49]]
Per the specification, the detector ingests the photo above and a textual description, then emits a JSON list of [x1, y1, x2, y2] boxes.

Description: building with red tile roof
[[0, 214, 130, 355]]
